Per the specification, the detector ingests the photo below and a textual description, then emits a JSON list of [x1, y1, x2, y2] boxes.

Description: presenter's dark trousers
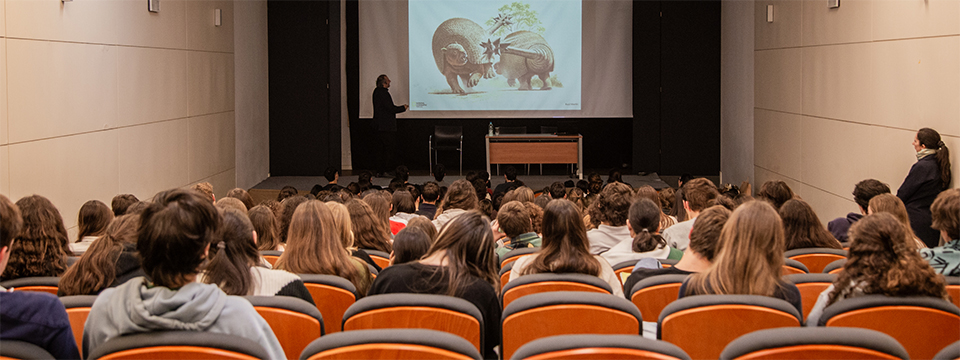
[[376, 130, 397, 175]]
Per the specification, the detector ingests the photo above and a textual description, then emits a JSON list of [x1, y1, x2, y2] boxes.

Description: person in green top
[[495, 201, 542, 257]]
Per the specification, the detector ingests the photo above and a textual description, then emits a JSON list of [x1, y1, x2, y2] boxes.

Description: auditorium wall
[[0, 0, 268, 235], [751, 0, 960, 222]]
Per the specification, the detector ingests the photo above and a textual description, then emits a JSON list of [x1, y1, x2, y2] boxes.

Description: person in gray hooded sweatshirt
[[82, 189, 285, 359]]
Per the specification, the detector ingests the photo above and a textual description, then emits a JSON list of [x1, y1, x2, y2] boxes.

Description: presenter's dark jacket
[[897, 155, 942, 247], [372, 87, 406, 132]]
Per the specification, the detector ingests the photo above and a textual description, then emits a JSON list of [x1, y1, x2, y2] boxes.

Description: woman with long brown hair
[[511, 199, 623, 297], [680, 200, 802, 314], [277, 200, 372, 296], [806, 213, 949, 325], [249, 205, 282, 251], [432, 179, 479, 230], [868, 194, 927, 249], [327, 201, 381, 271], [368, 210, 500, 359], [200, 208, 313, 303], [898, 127, 952, 247], [2, 195, 71, 281], [70, 200, 113, 254], [59, 215, 144, 296], [779, 199, 842, 251], [345, 199, 392, 253]]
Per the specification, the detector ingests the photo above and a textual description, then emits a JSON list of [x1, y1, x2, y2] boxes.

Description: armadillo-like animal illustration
[[432, 17, 511, 94], [494, 31, 555, 90]]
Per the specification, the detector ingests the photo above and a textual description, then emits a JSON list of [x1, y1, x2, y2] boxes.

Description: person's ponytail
[[936, 141, 951, 190], [632, 228, 666, 253]]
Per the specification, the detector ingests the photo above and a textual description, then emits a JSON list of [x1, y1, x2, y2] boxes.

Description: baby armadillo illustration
[[493, 30, 555, 90]]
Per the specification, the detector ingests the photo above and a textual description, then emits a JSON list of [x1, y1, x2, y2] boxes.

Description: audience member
[[225, 188, 254, 210], [658, 187, 676, 216], [110, 194, 139, 217], [567, 187, 586, 212], [607, 169, 623, 184], [828, 179, 890, 243], [417, 181, 441, 220], [71, 200, 113, 254], [495, 201, 542, 257], [277, 195, 309, 242], [523, 202, 545, 236], [868, 194, 927, 249], [492, 166, 521, 200], [83, 189, 284, 359], [2, 195, 70, 281], [503, 186, 535, 204], [346, 199, 393, 253], [433, 179, 479, 230], [663, 178, 719, 251], [59, 215, 144, 296], [668, 174, 692, 221], [755, 180, 795, 211], [389, 190, 419, 233], [586, 182, 635, 255], [215, 197, 248, 214], [322, 166, 340, 191], [390, 227, 431, 265], [326, 202, 381, 272], [806, 213, 950, 325], [0, 194, 81, 360], [898, 127, 952, 247], [363, 192, 397, 235], [511, 200, 624, 297], [548, 182, 566, 199], [192, 182, 216, 203], [405, 216, 438, 243], [369, 211, 500, 360], [922, 189, 960, 275], [636, 185, 676, 231], [602, 198, 682, 267], [277, 185, 298, 202], [779, 199, 842, 251], [249, 205, 282, 252]]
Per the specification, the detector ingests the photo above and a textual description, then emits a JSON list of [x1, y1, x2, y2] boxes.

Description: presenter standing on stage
[[373, 74, 408, 178]]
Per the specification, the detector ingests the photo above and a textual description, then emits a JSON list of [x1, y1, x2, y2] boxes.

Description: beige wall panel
[[801, 0, 872, 46], [865, 127, 921, 193], [188, 52, 235, 116], [754, 0, 801, 50], [946, 135, 960, 188], [187, 112, 235, 183], [185, 0, 234, 53], [754, 165, 804, 199], [6, 40, 118, 143], [869, 37, 960, 135], [754, 108, 802, 179], [0, 0, 5, 37], [801, 43, 872, 123], [118, 119, 189, 201], [1, 39, 6, 145], [7, 131, 119, 230], [6, 0, 118, 45], [0, 146, 8, 195], [755, 48, 802, 113], [800, 116, 875, 199], [799, 183, 857, 227], [192, 167, 236, 200], [118, 47, 188, 127], [872, 0, 960, 41], [116, 0, 186, 49]]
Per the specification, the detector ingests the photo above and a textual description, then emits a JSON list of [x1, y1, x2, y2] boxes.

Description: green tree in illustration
[[485, 2, 546, 37]]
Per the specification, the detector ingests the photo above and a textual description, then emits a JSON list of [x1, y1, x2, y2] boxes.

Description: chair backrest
[[86, 331, 270, 360], [0, 340, 56, 360], [658, 295, 803, 360], [659, 258, 678, 268], [499, 261, 514, 292], [0, 276, 60, 295], [511, 334, 691, 360], [342, 293, 484, 352], [819, 295, 960, 360], [59, 295, 98, 355], [783, 273, 836, 320], [260, 250, 282, 267], [629, 274, 689, 323], [434, 126, 463, 147], [719, 327, 908, 360], [500, 273, 613, 309], [499, 126, 527, 135], [500, 247, 538, 268], [822, 258, 846, 274], [298, 274, 358, 333], [501, 291, 642, 360], [784, 248, 847, 274], [243, 296, 324, 359], [66, 256, 80, 268], [934, 340, 960, 360], [300, 328, 482, 360], [946, 276, 960, 308], [781, 258, 809, 275], [612, 260, 638, 286], [364, 250, 391, 270]]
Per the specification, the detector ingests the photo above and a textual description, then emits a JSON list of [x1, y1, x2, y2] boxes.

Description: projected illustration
[[411, 1, 581, 111]]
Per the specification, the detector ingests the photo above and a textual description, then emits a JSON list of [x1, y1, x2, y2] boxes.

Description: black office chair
[[430, 126, 463, 176]]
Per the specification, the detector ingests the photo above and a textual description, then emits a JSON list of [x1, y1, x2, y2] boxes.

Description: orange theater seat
[[500, 273, 612, 309], [499, 261, 514, 292], [0, 340, 57, 360], [342, 293, 484, 352], [512, 334, 690, 360], [300, 329, 481, 360], [946, 276, 959, 308], [781, 258, 809, 275], [244, 296, 324, 359], [0, 277, 60, 295], [611, 260, 638, 286], [60, 295, 98, 355], [85, 331, 269, 360], [299, 274, 358, 334], [629, 274, 689, 324], [719, 327, 908, 360], [500, 247, 538, 268], [783, 273, 835, 320], [784, 248, 847, 274], [260, 251, 282, 267], [364, 250, 391, 270]]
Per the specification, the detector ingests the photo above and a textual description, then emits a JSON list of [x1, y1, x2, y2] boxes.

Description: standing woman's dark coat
[[898, 155, 944, 247]]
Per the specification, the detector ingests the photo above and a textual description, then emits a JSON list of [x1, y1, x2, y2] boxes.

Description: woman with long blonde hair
[[326, 201, 381, 271], [277, 200, 372, 296], [868, 193, 926, 249], [680, 200, 802, 314]]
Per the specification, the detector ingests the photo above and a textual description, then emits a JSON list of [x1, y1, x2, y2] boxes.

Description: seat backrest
[[501, 291, 642, 360], [822, 258, 846, 274], [243, 296, 324, 359], [59, 295, 98, 355], [0, 340, 56, 360], [500, 273, 613, 309], [658, 295, 802, 360], [499, 261, 515, 292], [933, 340, 960, 360], [781, 258, 809, 275], [342, 293, 484, 352], [86, 331, 270, 360], [946, 276, 959, 308], [434, 126, 463, 146], [298, 274, 358, 334], [659, 258, 678, 268], [719, 327, 908, 360], [819, 295, 960, 360], [783, 273, 836, 320], [364, 250, 391, 270], [0, 276, 60, 295], [500, 247, 538, 268], [261, 250, 282, 267], [784, 248, 847, 274], [300, 328, 482, 360], [629, 274, 689, 323], [611, 260, 638, 286], [511, 334, 691, 360]]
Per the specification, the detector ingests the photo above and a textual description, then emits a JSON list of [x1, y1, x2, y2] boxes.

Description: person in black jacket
[[372, 75, 408, 177], [898, 127, 952, 247]]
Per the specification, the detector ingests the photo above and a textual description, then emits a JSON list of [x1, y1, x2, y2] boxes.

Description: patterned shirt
[[496, 232, 542, 258], [920, 239, 960, 276]]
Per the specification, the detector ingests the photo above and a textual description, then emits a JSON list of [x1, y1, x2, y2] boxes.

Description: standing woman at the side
[[898, 128, 952, 248]]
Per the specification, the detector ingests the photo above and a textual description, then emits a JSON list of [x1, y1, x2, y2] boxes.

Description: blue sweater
[[0, 290, 81, 359]]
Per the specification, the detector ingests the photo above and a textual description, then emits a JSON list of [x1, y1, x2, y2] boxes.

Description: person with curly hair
[[1, 195, 71, 281], [806, 212, 950, 325], [585, 182, 635, 255], [920, 189, 960, 276]]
